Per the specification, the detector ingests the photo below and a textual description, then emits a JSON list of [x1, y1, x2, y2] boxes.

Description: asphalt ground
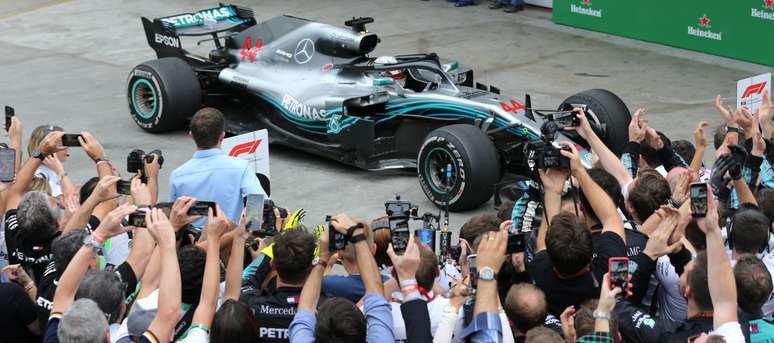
[[0, 0, 771, 236]]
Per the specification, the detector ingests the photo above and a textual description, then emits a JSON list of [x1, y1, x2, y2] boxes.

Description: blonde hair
[[27, 176, 52, 195], [27, 125, 63, 158]]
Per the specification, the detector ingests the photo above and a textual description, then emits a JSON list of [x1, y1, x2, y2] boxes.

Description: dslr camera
[[261, 199, 288, 235], [385, 196, 418, 255], [127, 149, 165, 174], [527, 110, 577, 169]]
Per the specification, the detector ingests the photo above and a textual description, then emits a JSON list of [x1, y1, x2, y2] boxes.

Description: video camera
[[385, 196, 417, 255], [127, 149, 164, 174], [527, 110, 577, 169]]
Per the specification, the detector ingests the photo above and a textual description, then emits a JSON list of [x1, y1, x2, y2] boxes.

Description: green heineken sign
[[552, 0, 774, 67]]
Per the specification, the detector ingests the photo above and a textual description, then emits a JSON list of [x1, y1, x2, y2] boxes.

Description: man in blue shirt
[[170, 108, 265, 223]]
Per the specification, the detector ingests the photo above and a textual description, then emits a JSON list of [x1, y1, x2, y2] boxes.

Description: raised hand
[[387, 232, 421, 281], [204, 206, 228, 240], [628, 108, 648, 143], [330, 213, 358, 234], [38, 131, 65, 156], [130, 177, 151, 206], [90, 175, 121, 203], [696, 184, 720, 234], [94, 203, 137, 240], [476, 230, 508, 273], [558, 142, 583, 174], [716, 95, 737, 126], [78, 132, 105, 162], [146, 208, 176, 248], [169, 196, 201, 231], [568, 107, 595, 140], [694, 121, 709, 149]]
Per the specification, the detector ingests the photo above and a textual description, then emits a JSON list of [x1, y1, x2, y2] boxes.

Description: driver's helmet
[[375, 56, 405, 80]]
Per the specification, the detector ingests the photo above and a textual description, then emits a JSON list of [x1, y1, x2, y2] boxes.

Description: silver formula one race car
[[127, 4, 632, 211]]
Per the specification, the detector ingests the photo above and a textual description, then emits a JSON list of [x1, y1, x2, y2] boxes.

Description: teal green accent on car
[[372, 78, 394, 86], [131, 79, 157, 120]]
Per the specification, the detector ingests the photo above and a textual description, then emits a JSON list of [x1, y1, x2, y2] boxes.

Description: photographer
[[322, 219, 384, 302], [289, 214, 393, 343], [170, 107, 265, 224], [528, 143, 627, 316]]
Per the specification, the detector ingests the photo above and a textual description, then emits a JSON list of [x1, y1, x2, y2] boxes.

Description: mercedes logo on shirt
[[294, 38, 315, 64]]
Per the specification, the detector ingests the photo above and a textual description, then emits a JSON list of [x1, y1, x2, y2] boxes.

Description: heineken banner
[[552, 0, 774, 67]]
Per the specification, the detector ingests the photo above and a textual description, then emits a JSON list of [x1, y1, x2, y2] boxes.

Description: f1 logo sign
[[228, 139, 262, 157], [742, 82, 768, 99]]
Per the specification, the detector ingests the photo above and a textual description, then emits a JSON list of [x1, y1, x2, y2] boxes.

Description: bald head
[[504, 283, 548, 335]]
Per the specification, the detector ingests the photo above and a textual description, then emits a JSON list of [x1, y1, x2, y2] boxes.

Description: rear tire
[[559, 89, 631, 155], [127, 57, 201, 133], [417, 124, 501, 211]]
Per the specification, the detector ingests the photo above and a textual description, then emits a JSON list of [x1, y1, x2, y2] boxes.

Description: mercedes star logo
[[294, 38, 315, 64]]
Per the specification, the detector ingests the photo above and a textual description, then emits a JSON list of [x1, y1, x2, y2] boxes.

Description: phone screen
[[129, 211, 147, 228], [0, 148, 15, 182], [187, 201, 216, 216], [5, 106, 14, 132], [416, 229, 435, 251], [608, 258, 629, 291], [117, 180, 132, 196], [327, 215, 347, 252], [391, 227, 410, 255], [690, 182, 708, 217], [468, 254, 478, 288], [61, 134, 82, 147], [245, 194, 266, 232]]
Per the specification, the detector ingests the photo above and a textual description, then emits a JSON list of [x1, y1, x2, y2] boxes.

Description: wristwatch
[[312, 256, 327, 269], [31, 149, 45, 160], [592, 310, 611, 320], [83, 234, 104, 254], [478, 267, 497, 281]]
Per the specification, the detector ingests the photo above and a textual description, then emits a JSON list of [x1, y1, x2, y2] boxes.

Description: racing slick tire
[[418, 124, 501, 211], [127, 57, 201, 133], [559, 89, 631, 156]]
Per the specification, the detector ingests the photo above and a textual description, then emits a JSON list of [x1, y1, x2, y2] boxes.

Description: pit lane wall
[[551, 0, 774, 67]]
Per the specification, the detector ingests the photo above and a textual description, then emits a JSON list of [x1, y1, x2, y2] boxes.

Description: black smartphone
[[61, 134, 82, 147], [416, 228, 435, 253], [245, 194, 269, 235], [0, 148, 15, 182], [391, 227, 410, 255], [187, 201, 216, 216], [327, 215, 347, 252], [506, 233, 526, 254], [116, 180, 132, 196], [468, 254, 478, 289], [690, 182, 708, 218], [128, 211, 147, 228], [5, 106, 14, 132], [608, 257, 630, 291]]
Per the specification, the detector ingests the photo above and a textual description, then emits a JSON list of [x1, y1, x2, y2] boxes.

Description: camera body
[[385, 196, 418, 231], [127, 149, 165, 173], [261, 199, 288, 235], [535, 144, 571, 169]]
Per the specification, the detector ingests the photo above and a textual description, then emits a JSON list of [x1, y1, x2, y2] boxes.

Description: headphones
[[727, 211, 771, 254]]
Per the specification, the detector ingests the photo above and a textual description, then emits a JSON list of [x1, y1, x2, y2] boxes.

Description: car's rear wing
[[141, 4, 255, 59]]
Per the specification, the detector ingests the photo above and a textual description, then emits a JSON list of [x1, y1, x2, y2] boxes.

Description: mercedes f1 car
[[128, 4, 632, 210]]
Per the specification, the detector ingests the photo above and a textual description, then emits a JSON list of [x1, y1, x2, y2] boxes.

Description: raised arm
[[51, 204, 136, 314], [225, 211, 248, 301], [6, 131, 63, 210], [297, 224, 331, 313], [536, 168, 568, 253], [331, 213, 383, 295], [691, 122, 709, 173], [571, 108, 635, 186], [79, 132, 117, 220], [191, 207, 227, 330], [7, 116, 22, 173], [561, 143, 625, 241], [145, 208, 182, 343], [697, 186, 738, 328], [143, 154, 161, 206], [63, 175, 120, 233]]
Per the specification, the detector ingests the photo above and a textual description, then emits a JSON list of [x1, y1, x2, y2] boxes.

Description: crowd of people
[[1, 89, 773, 343]]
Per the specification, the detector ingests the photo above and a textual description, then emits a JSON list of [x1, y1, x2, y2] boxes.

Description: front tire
[[127, 57, 201, 133], [417, 124, 501, 211]]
